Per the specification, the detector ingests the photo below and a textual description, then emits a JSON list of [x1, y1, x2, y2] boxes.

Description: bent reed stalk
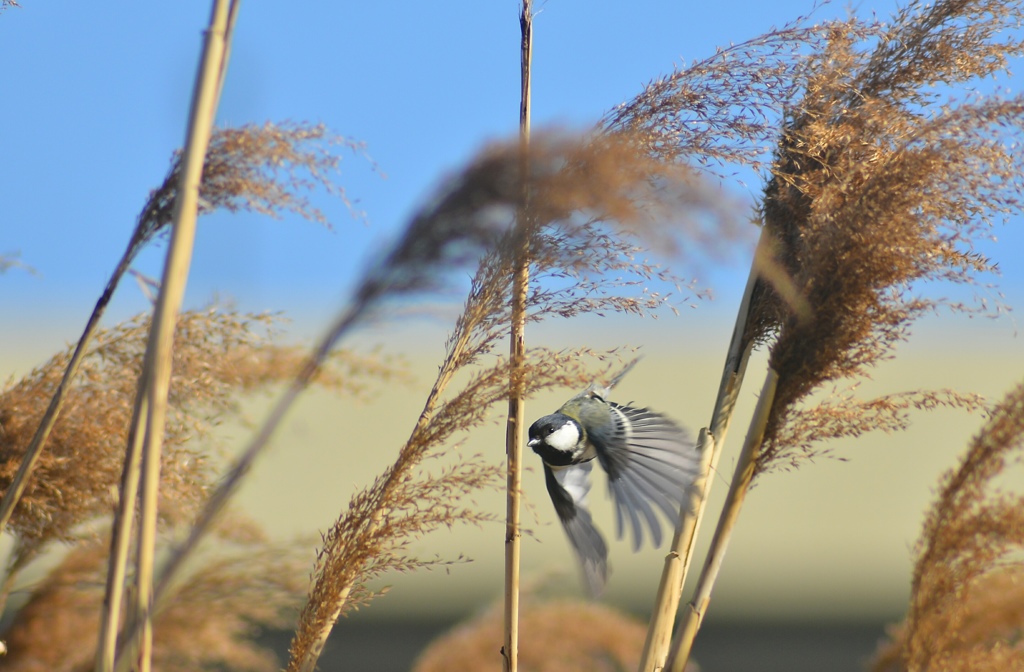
[[638, 242, 762, 670], [667, 368, 779, 672]]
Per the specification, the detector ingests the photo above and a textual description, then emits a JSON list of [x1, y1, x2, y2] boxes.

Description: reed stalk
[[503, 3, 532, 671], [638, 235, 762, 671], [109, 2, 236, 670], [94, 387, 149, 672], [94, 9, 244, 670], [666, 367, 779, 672]]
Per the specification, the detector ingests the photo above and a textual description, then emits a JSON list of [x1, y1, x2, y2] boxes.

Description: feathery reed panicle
[[601, 13, 877, 175], [0, 309, 378, 593], [626, 13, 880, 669], [96, 121, 358, 295], [750, 0, 1024, 472], [856, 0, 1024, 101], [352, 131, 727, 315], [607, 18, 887, 664], [284, 295, 620, 671], [0, 119, 361, 551], [769, 387, 987, 464], [284, 322, 594, 669], [139, 122, 364, 247], [870, 380, 1024, 671], [0, 529, 308, 672], [874, 568, 1024, 672]]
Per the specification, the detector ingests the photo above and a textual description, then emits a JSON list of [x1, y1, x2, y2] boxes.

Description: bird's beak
[[527, 437, 539, 448]]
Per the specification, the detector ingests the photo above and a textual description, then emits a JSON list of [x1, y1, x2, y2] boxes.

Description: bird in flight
[[527, 360, 700, 595]]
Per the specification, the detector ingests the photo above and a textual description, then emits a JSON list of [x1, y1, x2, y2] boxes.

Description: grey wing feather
[[603, 357, 642, 393], [611, 476, 646, 550], [542, 462, 609, 596], [591, 402, 699, 550], [579, 357, 642, 401]]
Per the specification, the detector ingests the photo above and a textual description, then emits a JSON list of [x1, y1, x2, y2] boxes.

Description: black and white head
[[527, 413, 582, 465]]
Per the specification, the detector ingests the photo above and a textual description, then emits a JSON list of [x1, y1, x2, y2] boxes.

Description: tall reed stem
[[105, 3, 236, 671], [95, 386, 149, 672], [666, 367, 779, 672], [94, 7, 241, 672], [503, 4, 532, 672], [639, 235, 763, 671]]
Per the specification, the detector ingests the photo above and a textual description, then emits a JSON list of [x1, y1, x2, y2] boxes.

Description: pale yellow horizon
[[1, 313, 1019, 623]]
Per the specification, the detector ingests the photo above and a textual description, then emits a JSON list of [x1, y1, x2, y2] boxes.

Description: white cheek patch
[[547, 421, 581, 452]]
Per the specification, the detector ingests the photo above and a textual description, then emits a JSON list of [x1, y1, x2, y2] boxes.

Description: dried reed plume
[[870, 379, 1024, 671], [0, 529, 308, 672], [139, 121, 363, 246], [0, 112, 364, 671], [873, 569, 1024, 671], [284, 131, 731, 672], [601, 10, 870, 175], [353, 131, 729, 314], [413, 597, 658, 672], [753, 0, 1024, 471], [0, 309, 387, 604], [0, 119, 362, 545]]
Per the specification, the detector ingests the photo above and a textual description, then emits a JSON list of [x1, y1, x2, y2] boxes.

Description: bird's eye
[[546, 427, 555, 435]]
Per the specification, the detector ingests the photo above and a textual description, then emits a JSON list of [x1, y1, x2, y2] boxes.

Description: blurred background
[[1, 1, 1022, 670]]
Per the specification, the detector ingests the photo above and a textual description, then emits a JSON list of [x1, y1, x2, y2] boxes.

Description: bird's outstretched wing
[[590, 401, 699, 551], [578, 356, 641, 400], [542, 461, 608, 596]]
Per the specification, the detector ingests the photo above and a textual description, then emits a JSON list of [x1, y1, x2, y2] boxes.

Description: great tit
[[527, 361, 699, 596]]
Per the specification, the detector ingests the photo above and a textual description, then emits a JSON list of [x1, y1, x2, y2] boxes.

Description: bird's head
[[528, 413, 582, 465]]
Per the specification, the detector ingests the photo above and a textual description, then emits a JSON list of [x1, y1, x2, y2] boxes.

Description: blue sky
[[1, 0, 1021, 353]]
